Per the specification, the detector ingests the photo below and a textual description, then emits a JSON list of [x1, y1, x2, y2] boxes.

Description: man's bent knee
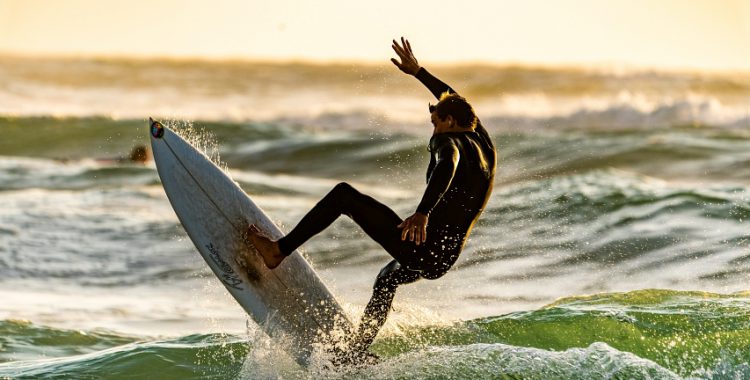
[[373, 261, 400, 291], [332, 182, 356, 195], [373, 260, 420, 292]]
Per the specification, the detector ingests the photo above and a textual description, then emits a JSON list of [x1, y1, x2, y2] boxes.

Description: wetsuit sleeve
[[415, 68, 495, 150], [415, 67, 455, 99], [416, 137, 459, 215]]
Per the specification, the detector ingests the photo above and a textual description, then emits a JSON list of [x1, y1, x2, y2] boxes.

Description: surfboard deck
[[148, 118, 353, 366]]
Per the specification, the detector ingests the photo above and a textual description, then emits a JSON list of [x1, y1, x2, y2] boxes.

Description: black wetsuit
[[276, 68, 496, 352]]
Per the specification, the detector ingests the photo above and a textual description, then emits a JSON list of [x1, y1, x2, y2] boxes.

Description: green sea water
[[1, 290, 748, 379]]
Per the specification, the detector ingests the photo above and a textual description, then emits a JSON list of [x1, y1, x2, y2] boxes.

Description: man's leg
[[277, 182, 406, 257], [350, 260, 421, 353], [245, 182, 409, 269]]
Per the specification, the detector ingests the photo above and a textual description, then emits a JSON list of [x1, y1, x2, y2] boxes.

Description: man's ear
[[448, 115, 457, 128]]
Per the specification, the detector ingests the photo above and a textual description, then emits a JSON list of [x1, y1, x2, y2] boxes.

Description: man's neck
[[434, 126, 474, 135]]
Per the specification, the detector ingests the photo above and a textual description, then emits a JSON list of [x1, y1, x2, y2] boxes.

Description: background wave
[[2, 56, 750, 128]]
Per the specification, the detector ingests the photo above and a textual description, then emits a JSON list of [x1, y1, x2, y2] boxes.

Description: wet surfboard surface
[[148, 119, 352, 366]]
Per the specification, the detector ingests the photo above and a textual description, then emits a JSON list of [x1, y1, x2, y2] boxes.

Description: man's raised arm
[[391, 37, 494, 149], [391, 37, 455, 99]]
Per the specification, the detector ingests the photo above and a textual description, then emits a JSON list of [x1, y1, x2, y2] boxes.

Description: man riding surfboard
[[241, 37, 496, 363]]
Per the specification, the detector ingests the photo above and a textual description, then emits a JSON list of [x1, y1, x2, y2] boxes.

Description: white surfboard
[[148, 118, 352, 366]]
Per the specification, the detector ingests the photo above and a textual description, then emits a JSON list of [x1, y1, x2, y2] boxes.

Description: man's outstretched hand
[[391, 37, 420, 76], [398, 212, 428, 245]]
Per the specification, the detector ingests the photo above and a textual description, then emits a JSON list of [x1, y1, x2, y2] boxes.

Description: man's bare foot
[[245, 224, 285, 269]]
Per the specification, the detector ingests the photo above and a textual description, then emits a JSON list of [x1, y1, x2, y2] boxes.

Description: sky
[[1, 0, 749, 71]]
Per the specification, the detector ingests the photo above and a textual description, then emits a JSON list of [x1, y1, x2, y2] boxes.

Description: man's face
[[430, 111, 452, 132]]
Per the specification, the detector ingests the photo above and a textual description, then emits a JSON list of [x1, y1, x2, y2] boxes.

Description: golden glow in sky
[[1, 0, 749, 71]]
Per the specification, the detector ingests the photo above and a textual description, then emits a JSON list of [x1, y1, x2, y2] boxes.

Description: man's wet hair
[[428, 92, 477, 129]]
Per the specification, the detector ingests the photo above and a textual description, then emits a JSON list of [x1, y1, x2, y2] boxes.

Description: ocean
[[1, 55, 749, 379]]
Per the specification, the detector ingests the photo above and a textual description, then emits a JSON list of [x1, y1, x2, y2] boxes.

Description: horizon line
[[1, 50, 748, 76]]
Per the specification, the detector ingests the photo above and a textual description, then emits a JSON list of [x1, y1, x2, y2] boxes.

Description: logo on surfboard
[[206, 243, 243, 291]]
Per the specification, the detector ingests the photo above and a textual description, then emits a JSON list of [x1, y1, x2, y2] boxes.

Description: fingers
[[400, 217, 415, 241], [393, 39, 411, 61], [409, 225, 421, 245], [391, 58, 402, 69], [392, 39, 405, 56], [399, 215, 426, 244], [407, 215, 422, 245], [401, 37, 408, 53], [400, 217, 410, 240], [392, 37, 414, 57], [397, 37, 413, 56]]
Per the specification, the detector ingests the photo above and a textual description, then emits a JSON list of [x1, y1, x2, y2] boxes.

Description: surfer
[[126, 145, 150, 164], [93, 144, 150, 165], [243, 37, 496, 361]]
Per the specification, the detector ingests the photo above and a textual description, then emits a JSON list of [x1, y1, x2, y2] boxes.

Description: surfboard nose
[[150, 117, 164, 138]]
